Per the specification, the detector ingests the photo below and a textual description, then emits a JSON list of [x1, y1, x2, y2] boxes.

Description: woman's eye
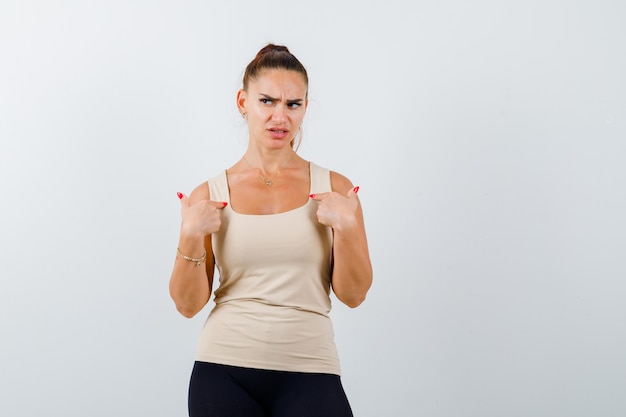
[[260, 98, 272, 104], [287, 102, 300, 108]]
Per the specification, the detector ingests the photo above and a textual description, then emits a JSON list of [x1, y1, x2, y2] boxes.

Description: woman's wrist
[[180, 223, 206, 240], [178, 231, 205, 254], [332, 215, 358, 234]]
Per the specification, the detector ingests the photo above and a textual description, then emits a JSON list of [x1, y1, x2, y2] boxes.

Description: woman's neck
[[242, 148, 298, 174]]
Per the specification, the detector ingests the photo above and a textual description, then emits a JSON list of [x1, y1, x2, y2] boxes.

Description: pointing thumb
[[177, 192, 189, 207], [347, 186, 360, 198]]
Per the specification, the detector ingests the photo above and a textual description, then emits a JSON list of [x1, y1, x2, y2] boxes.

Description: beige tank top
[[194, 162, 341, 375]]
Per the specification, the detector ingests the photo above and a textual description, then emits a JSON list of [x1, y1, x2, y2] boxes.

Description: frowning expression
[[237, 69, 308, 150]]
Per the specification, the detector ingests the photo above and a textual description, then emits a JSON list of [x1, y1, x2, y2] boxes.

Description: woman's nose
[[271, 105, 287, 121]]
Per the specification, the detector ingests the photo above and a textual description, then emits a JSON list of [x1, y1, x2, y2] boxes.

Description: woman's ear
[[236, 89, 247, 115]]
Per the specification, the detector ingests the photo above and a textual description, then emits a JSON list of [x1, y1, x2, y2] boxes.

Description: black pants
[[188, 361, 354, 417]]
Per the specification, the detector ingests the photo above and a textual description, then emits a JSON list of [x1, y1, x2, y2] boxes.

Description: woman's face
[[238, 69, 308, 151]]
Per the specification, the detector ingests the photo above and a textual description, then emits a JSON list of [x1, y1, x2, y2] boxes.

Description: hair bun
[[257, 44, 290, 57]]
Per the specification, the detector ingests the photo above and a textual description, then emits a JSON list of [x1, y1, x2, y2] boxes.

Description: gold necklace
[[259, 174, 273, 186], [243, 153, 297, 186], [243, 157, 274, 186]]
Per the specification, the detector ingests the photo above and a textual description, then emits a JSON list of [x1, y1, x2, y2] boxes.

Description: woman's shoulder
[[309, 161, 354, 194], [188, 170, 229, 203], [188, 181, 210, 203], [329, 170, 354, 194]]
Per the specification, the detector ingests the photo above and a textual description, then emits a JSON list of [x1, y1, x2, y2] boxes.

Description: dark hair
[[242, 44, 308, 94]]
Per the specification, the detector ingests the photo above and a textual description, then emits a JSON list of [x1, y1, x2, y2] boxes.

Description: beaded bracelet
[[177, 248, 207, 266]]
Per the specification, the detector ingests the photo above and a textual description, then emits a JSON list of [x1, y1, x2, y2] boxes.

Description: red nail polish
[[353, 186, 360, 194], [309, 194, 316, 199], [177, 192, 183, 199], [222, 202, 228, 207]]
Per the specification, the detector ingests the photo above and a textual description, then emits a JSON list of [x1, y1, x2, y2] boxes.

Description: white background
[[1, 1, 625, 416]]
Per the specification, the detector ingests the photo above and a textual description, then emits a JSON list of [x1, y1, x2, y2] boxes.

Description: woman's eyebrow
[[259, 93, 304, 103], [259, 93, 277, 100]]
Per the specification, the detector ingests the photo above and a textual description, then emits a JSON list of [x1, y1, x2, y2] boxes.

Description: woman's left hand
[[309, 187, 359, 230]]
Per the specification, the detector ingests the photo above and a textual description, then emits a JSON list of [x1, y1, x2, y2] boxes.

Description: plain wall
[[1, 1, 625, 416]]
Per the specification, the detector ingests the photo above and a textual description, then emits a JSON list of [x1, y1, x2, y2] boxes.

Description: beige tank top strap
[[208, 170, 230, 202], [309, 162, 332, 194]]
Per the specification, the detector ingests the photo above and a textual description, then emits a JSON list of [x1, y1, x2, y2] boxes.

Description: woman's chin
[[265, 138, 292, 150]]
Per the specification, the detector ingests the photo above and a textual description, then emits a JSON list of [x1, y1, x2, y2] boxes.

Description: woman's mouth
[[268, 128, 289, 139]]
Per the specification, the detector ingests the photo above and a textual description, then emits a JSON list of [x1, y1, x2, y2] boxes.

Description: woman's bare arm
[[169, 182, 225, 318], [311, 172, 373, 308]]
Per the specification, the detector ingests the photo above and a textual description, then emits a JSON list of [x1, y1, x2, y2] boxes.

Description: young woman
[[169, 44, 373, 417]]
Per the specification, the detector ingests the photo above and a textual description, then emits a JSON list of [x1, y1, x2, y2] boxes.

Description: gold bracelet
[[177, 248, 207, 266]]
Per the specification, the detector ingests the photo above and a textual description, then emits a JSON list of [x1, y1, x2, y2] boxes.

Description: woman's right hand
[[178, 192, 228, 237]]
